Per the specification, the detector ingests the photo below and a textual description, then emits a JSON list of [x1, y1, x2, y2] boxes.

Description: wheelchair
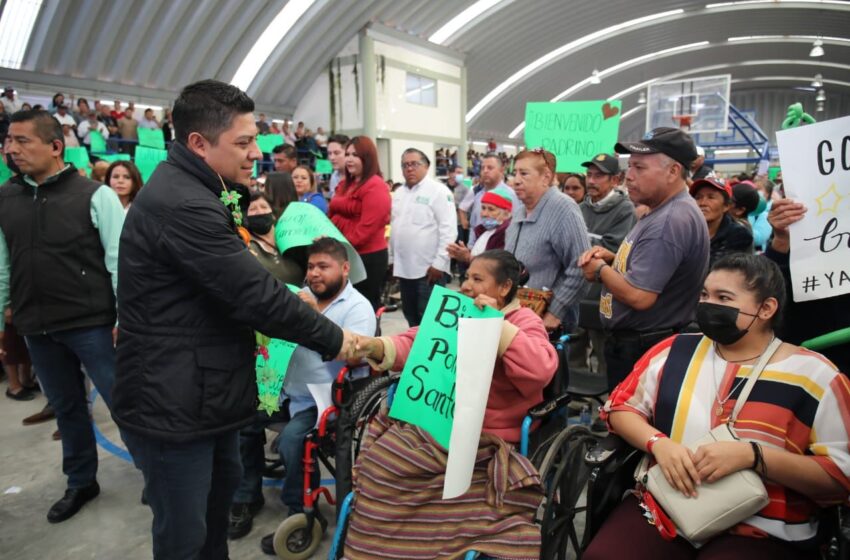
[[326, 328, 593, 560]]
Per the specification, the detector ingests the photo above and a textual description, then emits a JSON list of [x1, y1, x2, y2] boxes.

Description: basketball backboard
[[646, 75, 731, 134]]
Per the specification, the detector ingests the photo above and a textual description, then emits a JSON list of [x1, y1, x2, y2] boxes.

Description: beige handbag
[[637, 337, 782, 544]]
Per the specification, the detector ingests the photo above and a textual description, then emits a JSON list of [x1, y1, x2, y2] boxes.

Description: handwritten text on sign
[[776, 115, 850, 302], [388, 286, 502, 448], [524, 100, 622, 173]]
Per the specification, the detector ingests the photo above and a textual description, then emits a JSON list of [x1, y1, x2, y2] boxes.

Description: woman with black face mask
[[585, 253, 850, 560], [245, 190, 303, 285]]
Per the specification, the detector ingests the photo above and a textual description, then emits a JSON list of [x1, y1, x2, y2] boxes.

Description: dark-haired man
[[272, 143, 297, 173], [578, 128, 709, 391], [254, 237, 374, 553], [113, 79, 359, 559], [326, 133, 349, 197], [393, 148, 456, 326], [0, 110, 125, 522]]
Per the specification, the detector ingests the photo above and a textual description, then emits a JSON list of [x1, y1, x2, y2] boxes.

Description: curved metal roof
[[7, 0, 849, 138]]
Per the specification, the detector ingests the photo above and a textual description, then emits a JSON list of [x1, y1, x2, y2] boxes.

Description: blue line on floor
[[89, 389, 335, 486]]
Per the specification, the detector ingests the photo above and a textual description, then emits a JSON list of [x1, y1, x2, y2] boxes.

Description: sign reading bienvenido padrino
[[524, 100, 622, 173]]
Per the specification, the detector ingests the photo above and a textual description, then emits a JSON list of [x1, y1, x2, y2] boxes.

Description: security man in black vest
[[112, 80, 358, 560], [0, 110, 126, 522]]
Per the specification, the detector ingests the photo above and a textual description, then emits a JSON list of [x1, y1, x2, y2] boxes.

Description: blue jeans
[[25, 325, 116, 488], [123, 429, 242, 560], [278, 407, 318, 512], [399, 275, 446, 327]]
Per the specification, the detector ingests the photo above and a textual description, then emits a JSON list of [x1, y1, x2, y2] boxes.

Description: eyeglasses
[[401, 161, 424, 169]]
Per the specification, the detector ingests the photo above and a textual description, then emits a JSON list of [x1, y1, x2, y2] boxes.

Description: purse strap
[[728, 337, 783, 424]]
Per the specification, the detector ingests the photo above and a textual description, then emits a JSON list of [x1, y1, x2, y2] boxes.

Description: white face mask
[[454, 173, 464, 185]]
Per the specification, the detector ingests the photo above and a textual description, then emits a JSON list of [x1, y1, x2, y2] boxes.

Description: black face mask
[[246, 213, 274, 235], [696, 302, 761, 345]]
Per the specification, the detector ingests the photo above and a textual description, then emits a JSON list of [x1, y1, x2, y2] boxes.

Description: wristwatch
[[594, 262, 609, 283]]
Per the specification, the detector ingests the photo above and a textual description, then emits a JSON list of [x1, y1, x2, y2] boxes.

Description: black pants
[[604, 329, 675, 392], [354, 249, 388, 311], [123, 429, 242, 560]]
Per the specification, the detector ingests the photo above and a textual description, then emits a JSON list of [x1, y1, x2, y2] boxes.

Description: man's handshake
[[335, 329, 384, 363]]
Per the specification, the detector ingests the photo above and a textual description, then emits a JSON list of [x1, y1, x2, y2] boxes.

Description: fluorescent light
[[817, 102, 825, 112], [728, 35, 850, 43], [465, 9, 684, 123], [714, 148, 750, 155], [816, 89, 827, 101], [0, 0, 42, 69], [429, 0, 503, 45], [810, 39, 825, 57], [231, 0, 317, 91], [708, 0, 850, 7], [812, 74, 823, 87], [589, 69, 601, 84], [637, 91, 647, 104]]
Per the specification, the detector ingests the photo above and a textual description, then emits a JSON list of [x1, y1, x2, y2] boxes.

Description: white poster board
[[776, 115, 850, 302], [443, 316, 503, 500]]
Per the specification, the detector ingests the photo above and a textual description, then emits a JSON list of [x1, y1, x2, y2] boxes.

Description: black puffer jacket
[[113, 142, 342, 441]]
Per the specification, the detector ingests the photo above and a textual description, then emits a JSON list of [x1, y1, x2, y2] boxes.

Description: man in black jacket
[[113, 80, 356, 560]]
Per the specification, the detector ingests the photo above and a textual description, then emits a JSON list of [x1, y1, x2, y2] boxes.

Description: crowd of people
[[1, 77, 848, 560]]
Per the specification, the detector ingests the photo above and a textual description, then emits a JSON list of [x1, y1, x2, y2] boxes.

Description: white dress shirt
[[391, 176, 457, 279]]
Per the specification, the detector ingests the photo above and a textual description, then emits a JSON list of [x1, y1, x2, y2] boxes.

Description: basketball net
[[672, 115, 693, 131]]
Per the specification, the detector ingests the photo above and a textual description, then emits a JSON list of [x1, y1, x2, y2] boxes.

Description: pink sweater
[[385, 301, 558, 443]]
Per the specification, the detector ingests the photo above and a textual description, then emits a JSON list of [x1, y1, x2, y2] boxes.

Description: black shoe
[[228, 498, 264, 540], [47, 482, 100, 523], [260, 532, 275, 555], [5, 387, 35, 401]]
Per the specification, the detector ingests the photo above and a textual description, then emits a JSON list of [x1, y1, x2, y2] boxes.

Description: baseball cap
[[615, 127, 698, 169], [690, 177, 732, 200], [581, 153, 619, 175]]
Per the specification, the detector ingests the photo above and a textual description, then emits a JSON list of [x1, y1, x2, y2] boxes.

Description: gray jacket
[[580, 190, 636, 253]]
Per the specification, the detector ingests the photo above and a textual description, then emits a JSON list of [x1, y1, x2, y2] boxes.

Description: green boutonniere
[[219, 188, 243, 226]]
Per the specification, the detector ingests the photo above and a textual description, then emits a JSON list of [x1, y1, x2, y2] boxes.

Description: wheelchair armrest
[[527, 393, 570, 419], [585, 434, 630, 465]]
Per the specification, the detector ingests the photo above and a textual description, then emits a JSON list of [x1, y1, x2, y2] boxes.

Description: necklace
[[710, 337, 776, 417], [710, 349, 748, 417]]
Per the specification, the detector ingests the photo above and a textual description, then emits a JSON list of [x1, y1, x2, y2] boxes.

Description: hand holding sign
[[776, 115, 850, 302]]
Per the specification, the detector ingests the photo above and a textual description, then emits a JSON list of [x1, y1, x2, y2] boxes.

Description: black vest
[[0, 167, 116, 335]]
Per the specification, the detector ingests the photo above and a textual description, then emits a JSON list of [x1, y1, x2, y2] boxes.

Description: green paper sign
[[388, 286, 502, 448], [255, 285, 301, 415], [257, 133, 285, 154], [315, 159, 333, 174], [524, 100, 622, 173], [89, 130, 107, 154], [100, 153, 131, 163], [138, 127, 166, 150], [64, 146, 90, 175], [0, 157, 12, 185], [135, 146, 168, 183], [276, 202, 367, 285]]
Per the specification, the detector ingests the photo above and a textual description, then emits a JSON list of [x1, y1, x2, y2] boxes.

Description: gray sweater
[[580, 190, 636, 253], [505, 188, 590, 327]]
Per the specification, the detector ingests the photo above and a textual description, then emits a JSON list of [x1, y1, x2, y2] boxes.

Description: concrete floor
[[0, 308, 411, 560]]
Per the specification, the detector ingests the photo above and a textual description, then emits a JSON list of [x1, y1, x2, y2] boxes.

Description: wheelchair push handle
[[585, 434, 628, 465]]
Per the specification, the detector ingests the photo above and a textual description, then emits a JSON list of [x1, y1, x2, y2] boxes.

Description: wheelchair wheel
[[536, 425, 599, 560], [272, 513, 323, 560], [346, 373, 399, 465]]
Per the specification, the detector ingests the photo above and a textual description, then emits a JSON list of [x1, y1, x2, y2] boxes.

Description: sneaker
[[228, 498, 265, 540], [260, 532, 275, 555]]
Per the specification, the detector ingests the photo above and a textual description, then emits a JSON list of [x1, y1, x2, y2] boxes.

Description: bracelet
[[594, 262, 609, 283], [750, 441, 766, 477], [646, 432, 668, 454]]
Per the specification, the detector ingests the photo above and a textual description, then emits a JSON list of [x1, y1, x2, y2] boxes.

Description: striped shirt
[[603, 334, 850, 544], [505, 187, 590, 327]]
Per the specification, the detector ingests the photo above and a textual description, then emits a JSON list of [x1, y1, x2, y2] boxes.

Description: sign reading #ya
[[777, 115, 850, 302], [389, 286, 502, 448], [524, 100, 622, 173]]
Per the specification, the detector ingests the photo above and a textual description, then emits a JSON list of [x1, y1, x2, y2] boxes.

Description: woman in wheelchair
[[348, 249, 559, 559], [585, 253, 850, 559]]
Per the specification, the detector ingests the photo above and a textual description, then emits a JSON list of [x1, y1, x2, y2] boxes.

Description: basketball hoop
[[672, 115, 693, 130]]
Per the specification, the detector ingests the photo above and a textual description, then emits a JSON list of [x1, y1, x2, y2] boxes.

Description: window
[[405, 73, 437, 107]]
